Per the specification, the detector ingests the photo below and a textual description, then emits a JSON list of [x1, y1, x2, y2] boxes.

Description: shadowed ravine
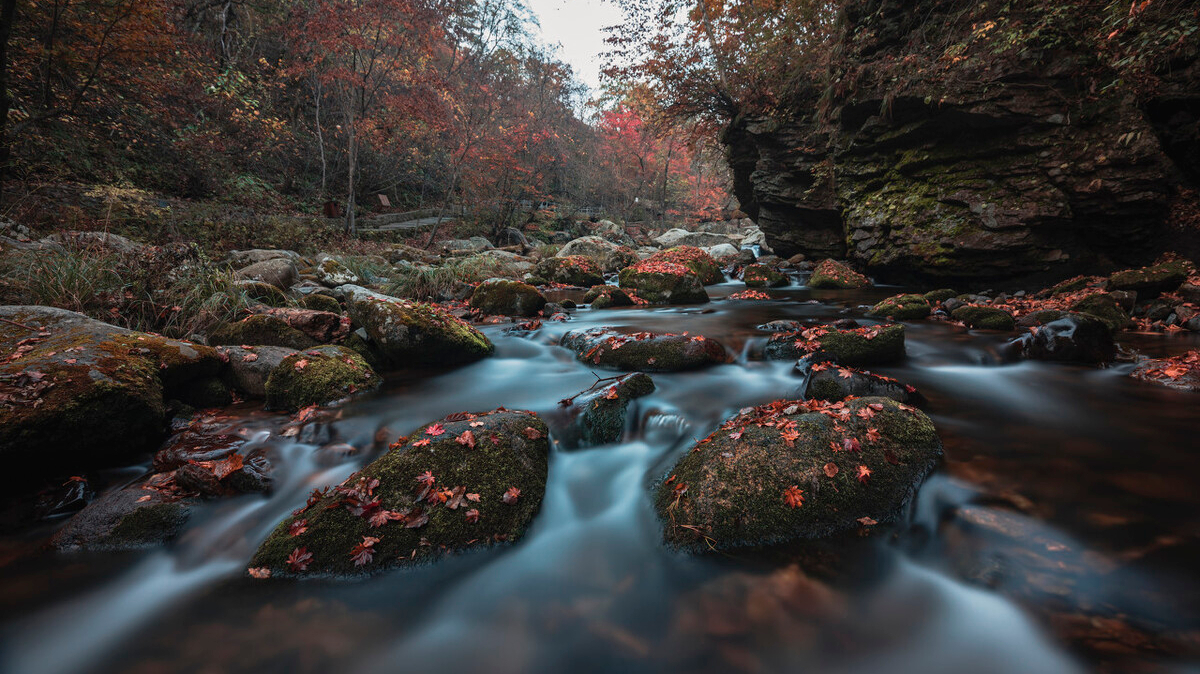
[[2, 282, 1198, 674]]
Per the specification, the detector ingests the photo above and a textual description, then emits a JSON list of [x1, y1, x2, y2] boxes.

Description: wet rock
[[469, 279, 547, 317], [743, 264, 788, 288], [645, 246, 724, 284], [253, 307, 348, 343], [1008, 314, 1116, 363], [764, 324, 905, 366], [235, 280, 290, 308], [1179, 283, 1200, 305], [315, 256, 361, 286], [758, 320, 807, 332], [951, 305, 1016, 331], [868, 293, 932, 320], [249, 408, 550, 577], [583, 285, 635, 309], [52, 487, 192, 551], [1107, 260, 1192, 298], [557, 373, 655, 447], [217, 345, 296, 397], [208, 315, 319, 350], [561, 328, 728, 372], [1069, 293, 1132, 332], [236, 258, 298, 290], [1109, 289, 1137, 313], [807, 259, 871, 289], [265, 346, 380, 411], [655, 397, 942, 551], [738, 249, 758, 266], [1130, 354, 1200, 392], [533, 255, 605, 287], [0, 306, 223, 484], [556, 236, 638, 272], [802, 363, 915, 402], [299, 293, 343, 314], [617, 261, 709, 305], [341, 285, 494, 368], [923, 289, 958, 305], [153, 431, 243, 471]]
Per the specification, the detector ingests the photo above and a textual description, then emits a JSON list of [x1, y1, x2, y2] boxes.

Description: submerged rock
[[341, 285, 494, 368], [764, 324, 905, 366], [557, 373, 655, 447], [264, 346, 380, 411], [469, 279, 547, 317], [655, 397, 942, 551], [807, 260, 871, 289], [0, 306, 222, 484], [617, 261, 709, 305], [868, 293, 931, 320], [249, 408, 550, 577], [743, 264, 788, 288], [561, 327, 728, 372], [1008, 314, 1116, 363], [1130, 352, 1200, 393]]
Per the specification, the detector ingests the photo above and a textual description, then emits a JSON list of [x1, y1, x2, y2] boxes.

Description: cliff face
[[727, 0, 1200, 284]]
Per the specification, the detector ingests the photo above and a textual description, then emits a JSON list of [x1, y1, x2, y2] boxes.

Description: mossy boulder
[[950, 305, 1016, 331], [647, 246, 724, 285], [807, 259, 871, 289], [923, 289, 958, 304], [469, 279, 547, 317], [1046, 276, 1101, 297], [264, 346, 380, 412], [1108, 260, 1192, 297], [557, 373, 655, 448], [1069, 293, 1132, 332], [236, 280, 290, 308], [342, 285, 494, 368], [236, 258, 298, 289], [0, 306, 223, 485], [1016, 310, 1068, 328], [655, 397, 942, 551], [868, 294, 931, 320], [803, 364, 915, 403], [208, 314, 319, 350], [316, 257, 361, 286], [218, 345, 297, 397], [254, 307, 348, 343], [249, 408, 550, 577], [299, 293, 342, 314], [617, 261, 709, 305], [1008, 314, 1115, 363], [583, 285, 634, 309], [561, 327, 728, 372], [533, 256, 605, 287], [764, 324, 905, 366], [556, 237, 639, 272], [52, 487, 192, 551], [743, 264, 788, 288]]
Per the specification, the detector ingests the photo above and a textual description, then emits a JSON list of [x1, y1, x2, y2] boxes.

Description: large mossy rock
[[469, 279, 547, 317], [218, 345, 296, 397], [299, 293, 343, 314], [1108, 260, 1192, 298], [208, 314, 319, 350], [617, 261, 709, 305], [655, 397, 942, 551], [533, 255, 605, 287], [646, 246, 724, 285], [561, 327, 728, 372], [254, 307, 348, 343], [264, 346, 380, 411], [249, 409, 550, 577], [807, 260, 871, 289], [743, 264, 788, 288], [583, 285, 635, 309], [868, 293, 931, 320], [1008, 314, 1116, 363], [557, 373, 655, 447], [764, 324, 905, 365], [950, 305, 1016, 331], [1069, 293, 1132, 332], [556, 236, 639, 272], [52, 487, 192, 551], [316, 256, 361, 286], [0, 306, 223, 484], [803, 363, 914, 402], [342, 285, 494, 368]]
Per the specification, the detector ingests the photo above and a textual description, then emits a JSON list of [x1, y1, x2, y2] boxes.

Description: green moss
[[561, 329, 727, 372], [208, 315, 318, 350], [868, 293, 931, 320], [923, 289, 958, 304], [951, 305, 1016, 330], [1108, 261, 1192, 295], [346, 290, 495, 367], [743, 264, 788, 288], [300, 294, 343, 313], [617, 267, 709, 305], [176, 376, 233, 408], [655, 397, 942, 551], [107, 502, 190, 547], [264, 347, 380, 411], [469, 280, 547, 317], [808, 259, 871, 289], [249, 410, 550, 577], [239, 281, 290, 308], [648, 247, 724, 285], [1070, 293, 1132, 332], [573, 373, 655, 446], [533, 256, 604, 287]]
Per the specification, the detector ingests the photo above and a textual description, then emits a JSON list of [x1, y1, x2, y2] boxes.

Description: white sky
[[525, 0, 626, 93]]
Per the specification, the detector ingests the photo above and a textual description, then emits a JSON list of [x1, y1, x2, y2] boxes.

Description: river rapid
[[2, 280, 1198, 674]]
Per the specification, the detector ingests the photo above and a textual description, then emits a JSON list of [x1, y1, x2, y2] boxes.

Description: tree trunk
[[345, 100, 357, 236], [313, 76, 326, 197], [0, 0, 17, 204]]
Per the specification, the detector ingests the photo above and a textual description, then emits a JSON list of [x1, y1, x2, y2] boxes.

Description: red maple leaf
[[455, 430, 476, 448], [856, 465, 872, 483], [412, 438, 431, 447], [286, 546, 313, 572], [782, 485, 804, 509], [780, 428, 800, 447], [502, 486, 521, 504], [843, 437, 861, 452], [465, 509, 480, 523], [426, 423, 446, 436], [823, 462, 839, 478], [248, 567, 271, 579], [350, 536, 380, 567], [522, 426, 543, 440], [289, 519, 308, 537], [866, 428, 882, 443]]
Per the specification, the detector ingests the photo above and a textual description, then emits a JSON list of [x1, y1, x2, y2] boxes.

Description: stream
[[2, 281, 1198, 674]]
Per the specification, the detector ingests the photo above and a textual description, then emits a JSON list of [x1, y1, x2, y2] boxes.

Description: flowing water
[[2, 281, 1199, 674]]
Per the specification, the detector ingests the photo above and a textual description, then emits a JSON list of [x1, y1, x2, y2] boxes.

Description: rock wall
[[727, 0, 1200, 284]]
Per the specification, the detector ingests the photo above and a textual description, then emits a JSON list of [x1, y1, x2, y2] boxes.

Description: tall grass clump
[[386, 254, 521, 300]]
